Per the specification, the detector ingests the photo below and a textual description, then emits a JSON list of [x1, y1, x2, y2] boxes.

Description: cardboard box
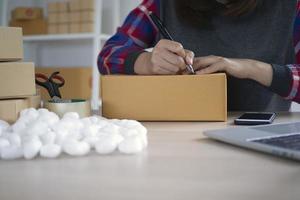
[[70, 0, 81, 12], [48, 2, 59, 13], [0, 27, 23, 61], [58, 12, 70, 23], [101, 74, 227, 121], [0, 95, 41, 124], [48, 13, 58, 24], [80, 0, 94, 11], [10, 19, 47, 35], [80, 22, 93, 33], [70, 23, 80, 33], [81, 11, 94, 22], [57, 2, 69, 13], [11, 7, 43, 20], [35, 67, 93, 100], [69, 12, 81, 23], [48, 24, 57, 34], [0, 62, 36, 99], [57, 23, 69, 34]]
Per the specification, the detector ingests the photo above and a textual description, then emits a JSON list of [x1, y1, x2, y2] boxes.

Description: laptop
[[204, 122, 300, 161]]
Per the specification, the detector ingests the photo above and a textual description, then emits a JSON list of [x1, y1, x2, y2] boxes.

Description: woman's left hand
[[193, 55, 273, 87]]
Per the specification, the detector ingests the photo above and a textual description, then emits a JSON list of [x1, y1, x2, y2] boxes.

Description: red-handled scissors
[[35, 71, 65, 101]]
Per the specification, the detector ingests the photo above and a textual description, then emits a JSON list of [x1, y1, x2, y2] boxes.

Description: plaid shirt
[[98, 0, 300, 103]]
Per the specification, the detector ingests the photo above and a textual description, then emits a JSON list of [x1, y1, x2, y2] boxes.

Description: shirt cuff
[[124, 50, 146, 75], [269, 64, 293, 97]]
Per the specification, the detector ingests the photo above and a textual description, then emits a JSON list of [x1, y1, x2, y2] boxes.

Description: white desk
[[0, 113, 300, 200]]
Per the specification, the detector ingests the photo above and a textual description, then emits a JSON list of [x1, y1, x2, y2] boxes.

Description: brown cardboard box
[[48, 13, 58, 24], [48, 24, 57, 34], [70, 12, 81, 23], [57, 2, 69, 13], [48, 2, 59, 13], [101, 74, 227, 121], [0, 62, 36, 99], [58, 12, 70, 23], [70, 23, 80, 33], [35, 67, 93, 100], [0, 95, 41, 124], [81, 11, 94, 22], [11, 7, 43, 20], [0, 27, 23, 61], [57, 23, 69, 34], [80, 22, 93, 33], [70, 0, 81, 11], [80, 0, 94, 11], [10, 19, 47, 35]]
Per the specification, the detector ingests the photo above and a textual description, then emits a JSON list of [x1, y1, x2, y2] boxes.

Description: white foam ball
[[83, 136, 100, 149], [40, 131, 56, 145], [40, 144, 62, 158], [98, 124, 120, 137], [63, 112, 80, 120], [38, 112, 59, 126], [0, 120, 9, 136], [118, 136, 144, 154], [0, 138, 10, 151], [11, 120, 27, 133], [95, 134, 124, 154], [63, 139, 90, 156], [37, 108, 49, 115], [1, 146, 23, 160], [7, 134, 21, 147], [23, 139, 42, 160], [25, 121, 49, 136]]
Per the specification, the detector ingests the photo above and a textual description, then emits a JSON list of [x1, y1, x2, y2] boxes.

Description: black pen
[[148, 12, 195, 74]]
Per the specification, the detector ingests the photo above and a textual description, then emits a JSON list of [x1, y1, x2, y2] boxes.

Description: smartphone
[[234, 112, 276, 126]]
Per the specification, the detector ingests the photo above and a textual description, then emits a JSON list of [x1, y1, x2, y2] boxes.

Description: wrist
[[248, 60, 273, 87], [134, 52, 153, 75]]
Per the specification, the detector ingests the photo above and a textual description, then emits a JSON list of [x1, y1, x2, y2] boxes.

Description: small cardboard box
[[48, 13, 58, 24], [80, 22, 93, 33], [70, 0, 81, 12], [48, 24, 57, 34], [0, 95, 41, 124], [10, 19, 47, 35], [11, 7, 43, 20], [57, 23, 69, 34], [0, 27, 23, 61], [81, 11, 94, 22], [47, 2, 59, 13], [0, 62, 36, 99], [70, 23, 80, 33], [58, 12, 70, 23], [69, 12, 81, 23], [57, 2, 69, 13], [35, 67, 93, 100], [101, 74, 227, 121], [80, 0, 94, 11]]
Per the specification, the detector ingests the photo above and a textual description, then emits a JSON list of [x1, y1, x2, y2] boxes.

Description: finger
[[161, 49, 186, 69], [159, 39, 186, 58], [154, 66, 175, 75], [196, 61, 225, 75], [193, 55, 223, 71], [185, 50, 195, 65]]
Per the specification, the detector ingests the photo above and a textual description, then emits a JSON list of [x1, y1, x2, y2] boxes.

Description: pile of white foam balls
[[0, 108, 148, 160]]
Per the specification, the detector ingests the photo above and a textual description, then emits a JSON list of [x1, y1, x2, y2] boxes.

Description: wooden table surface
[[0, 113, 300, 200]]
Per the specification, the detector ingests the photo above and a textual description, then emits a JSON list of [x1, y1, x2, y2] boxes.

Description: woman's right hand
[[134, 39, 194, 75]]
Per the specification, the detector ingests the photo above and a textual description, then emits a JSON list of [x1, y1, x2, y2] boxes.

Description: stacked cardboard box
[[0, 27, 40, 124], [9, 7, 47, 35], [47, 0, 95, 34]]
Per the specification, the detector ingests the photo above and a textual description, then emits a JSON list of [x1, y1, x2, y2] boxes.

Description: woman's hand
[[134, 39, 194, 75], [193, 55, 273, 87]]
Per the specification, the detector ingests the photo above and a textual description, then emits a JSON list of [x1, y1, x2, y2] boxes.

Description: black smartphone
[[234, 112, 276, 126]]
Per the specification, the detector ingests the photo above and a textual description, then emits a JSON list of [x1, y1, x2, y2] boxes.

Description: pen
[[148, 12, 195, 74]]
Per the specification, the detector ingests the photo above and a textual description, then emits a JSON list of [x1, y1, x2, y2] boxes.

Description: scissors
[[35, 71, 65, 103]]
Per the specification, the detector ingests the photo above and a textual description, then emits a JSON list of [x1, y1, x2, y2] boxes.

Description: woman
[[98, 0, 300, 111]]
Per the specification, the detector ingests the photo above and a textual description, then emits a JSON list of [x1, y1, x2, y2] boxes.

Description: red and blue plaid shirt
[[98, 0, 300, 103]]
